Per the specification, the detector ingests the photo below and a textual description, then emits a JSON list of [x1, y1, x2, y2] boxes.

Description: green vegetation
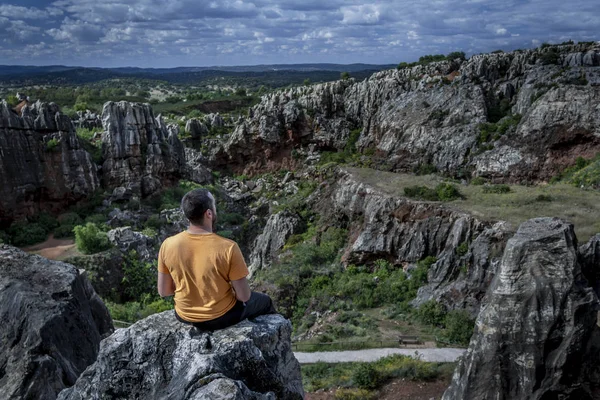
[[106, 297, 174, 324], [46, 138, 60, 152], [302, 354, 454, 393], [404, 183, 462, 201], [414, 301, 475, 345], [122, 251, 158, 301], [397, 51, 466, 70], [348, 167, 600, 241], [482, 184, 511, 194], [74, 222, 111, 254], [341, 72, 351, 81], [477, 114, 522, 144], [76, 127, 103, 163], [552, 154, 600, 188], [318, 127, 363, 166]]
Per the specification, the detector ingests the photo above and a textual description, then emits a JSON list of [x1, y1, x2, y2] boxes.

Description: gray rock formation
[[184, 147, 213, 184], [580, 233, 600, 297], [74, 110, 102, 130], [107, 226, 156, 262], [64, 249, 126, 302], [249, 210, 305, 275], [58, 312, 304, 400], [315, 168, 501, 314], [443, 218, 600, 400], [0, 100, 100, 224], [212, 43, 600, 183], [0, 245, 114, 400], [185, 118, 209, 139], [101, 101, 186, 196]]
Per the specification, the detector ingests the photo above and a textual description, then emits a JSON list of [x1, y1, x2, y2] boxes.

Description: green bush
[[9, 222, 48, 246], [105, 298, 174, 323], [444, 310, 475, 345], [482, 184, 511, 194], [352, 363, 381, 390], [404, 183, 462, 201], [334, 389, 376, 400], [122, 251, 159, 301], [46, 138, 60, 152], [471, 176, 486, 185], [74, 222, 111, 254], [415, 300, 447, 327], [456, 241, 469, 256]]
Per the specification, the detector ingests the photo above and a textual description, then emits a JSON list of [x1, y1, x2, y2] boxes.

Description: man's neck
[[187, 224, 213, 235]]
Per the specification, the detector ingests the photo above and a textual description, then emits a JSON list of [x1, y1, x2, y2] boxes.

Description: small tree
[[341, 71, 350, 81], [74, 222, 111, 254], [235, 87, 247, 97], [303, 78, 311, 86], [6, 95, 19, 107]]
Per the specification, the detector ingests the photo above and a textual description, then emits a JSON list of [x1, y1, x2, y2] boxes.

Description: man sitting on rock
[[157, 188, 276, 330]]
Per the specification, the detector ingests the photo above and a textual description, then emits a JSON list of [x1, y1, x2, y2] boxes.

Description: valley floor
[[306, 376, 451, 400]]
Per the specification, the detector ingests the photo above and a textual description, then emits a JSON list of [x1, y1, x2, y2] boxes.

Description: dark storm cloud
[[0, 0, 597, 67]]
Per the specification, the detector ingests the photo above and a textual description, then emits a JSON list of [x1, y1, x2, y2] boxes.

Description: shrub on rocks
[[74, 222, 111, 254]]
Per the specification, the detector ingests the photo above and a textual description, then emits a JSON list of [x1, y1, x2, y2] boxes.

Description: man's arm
[[231, 277, 251, 302], [158, 271, 176, 297]]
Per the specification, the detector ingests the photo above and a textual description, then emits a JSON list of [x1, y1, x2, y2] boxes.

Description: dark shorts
[[175, 291, 277, 331]]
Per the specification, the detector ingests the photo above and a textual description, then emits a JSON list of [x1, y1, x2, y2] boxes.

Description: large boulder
[[443, 218, 600, 400], [107, 226, 156, 262], [58, 312, 304, 400], [0, 245, 114, 400]]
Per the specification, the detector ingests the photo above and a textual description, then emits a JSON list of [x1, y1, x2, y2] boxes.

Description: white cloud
[[341, 5, 381, 25]]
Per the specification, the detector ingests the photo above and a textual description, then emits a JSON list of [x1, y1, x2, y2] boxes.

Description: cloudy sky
[[0, 0, 598, 68]]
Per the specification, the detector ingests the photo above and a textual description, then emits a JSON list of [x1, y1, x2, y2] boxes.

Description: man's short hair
[[181, 189, 213, 225]]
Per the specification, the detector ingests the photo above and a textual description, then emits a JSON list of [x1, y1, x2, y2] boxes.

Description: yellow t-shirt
[[157, 231, 249, 322]]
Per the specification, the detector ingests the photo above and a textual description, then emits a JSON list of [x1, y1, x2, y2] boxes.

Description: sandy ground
[[22, 235, 78, 260], [294, 348, 465, 364]]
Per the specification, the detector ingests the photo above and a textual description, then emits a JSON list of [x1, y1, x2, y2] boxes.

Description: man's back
[[158, 231, 248, 322]]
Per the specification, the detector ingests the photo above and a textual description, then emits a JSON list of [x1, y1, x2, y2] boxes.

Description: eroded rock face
[[0, 100, 100, 224], [58, 312, 304, 400], [0, 245, 114, 400], [101, 101, 185, 196], [214, 43, 600, 183], [107, 226, 156, 262], [443, 218, 600, 400], [249, 210, 305, 275], [316, 168, 500, 315]]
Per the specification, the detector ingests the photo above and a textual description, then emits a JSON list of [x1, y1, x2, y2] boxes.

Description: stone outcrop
[[317, 168, 504, 315], [213, 43, 600, 183], [443, 218, 600, 400], [184, 147, 213, 184], [101, 101, 186, 196], [107, 226, 156, 262], [58, 312, 304, 400], [0, 245, 114, 400], [185, 118, 208, 139], [0, 100, 100, 224], [249, 210, 305, 275], [74, 110, 102, 130]]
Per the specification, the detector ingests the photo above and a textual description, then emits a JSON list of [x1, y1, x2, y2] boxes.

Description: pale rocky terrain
[[1, 43, 600, 399]]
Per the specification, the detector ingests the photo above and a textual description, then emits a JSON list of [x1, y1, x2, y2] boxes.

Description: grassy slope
[[347, 167, 600, 242]]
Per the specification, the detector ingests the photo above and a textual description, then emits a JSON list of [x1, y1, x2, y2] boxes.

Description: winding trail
[[294, 347, 465, 364]]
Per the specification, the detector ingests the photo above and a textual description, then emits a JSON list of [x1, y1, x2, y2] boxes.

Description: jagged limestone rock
[[211, 43, 600, 182], [107, 226, 155, 262], [101, 101, 185, 196], [248, 210, 304, 275], [0, 245, 114, 400], [58, 312, 304, 400], [443, 218, 600, 400], [0, 100, 99, 224]]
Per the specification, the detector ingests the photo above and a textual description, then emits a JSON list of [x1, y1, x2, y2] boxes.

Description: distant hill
[[0, 64, 396, 86]]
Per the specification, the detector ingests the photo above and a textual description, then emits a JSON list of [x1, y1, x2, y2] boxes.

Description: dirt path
[[294, 347, 465, 364], [22, 235, 78, 260]]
